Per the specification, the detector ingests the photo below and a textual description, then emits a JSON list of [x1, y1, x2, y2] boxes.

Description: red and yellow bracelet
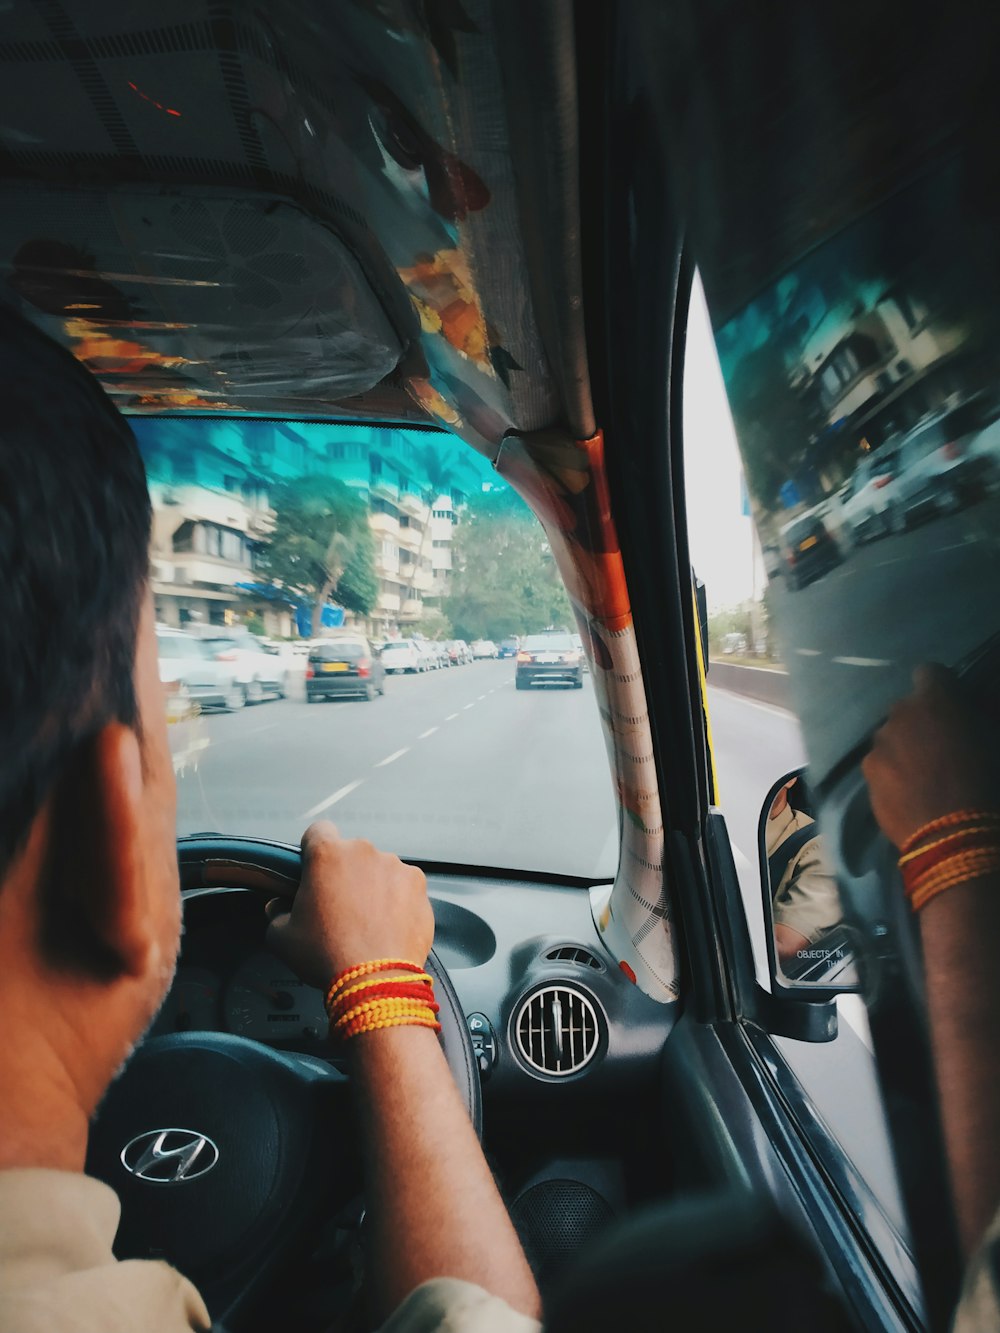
[[324, 959, 441, 1042], [325, 958, 427, 1010], [899, 810, 1000, 912]]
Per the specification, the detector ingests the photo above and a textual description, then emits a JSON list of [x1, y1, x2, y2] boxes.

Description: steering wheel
[[86, 837, 481, 1329]]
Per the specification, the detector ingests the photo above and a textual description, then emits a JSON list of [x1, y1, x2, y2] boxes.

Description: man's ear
[[39, 722, 153, 980]]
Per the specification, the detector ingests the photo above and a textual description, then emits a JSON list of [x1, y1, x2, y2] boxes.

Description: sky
[[683, 276, 760, 610]]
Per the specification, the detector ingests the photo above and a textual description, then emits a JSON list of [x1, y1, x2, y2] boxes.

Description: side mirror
[[759, 769, 860, 997]]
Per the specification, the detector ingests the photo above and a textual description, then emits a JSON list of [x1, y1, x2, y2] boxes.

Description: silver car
[[156, 628, 247, 711], [886, 407, 999, 531]]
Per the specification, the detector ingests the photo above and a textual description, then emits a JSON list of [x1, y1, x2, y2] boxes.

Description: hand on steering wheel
[[264, 821, 434, 987]]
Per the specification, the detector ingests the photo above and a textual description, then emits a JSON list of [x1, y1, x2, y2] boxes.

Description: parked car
[[515, 632, 584, 689], [305, 636, 385, 702], [445, 639, 471, 665], [838, 447, 900, 544], [156, 627, 247, 712], [885, 406, 1000, 531], [471, 639, 497, 659], [761, 542, 784, 578], [498, 636, 520, 658], [779, 512, 842, 590], [380, 640, 422, 674], [414, 640, 441, 670], [199, 633, 287, 702]]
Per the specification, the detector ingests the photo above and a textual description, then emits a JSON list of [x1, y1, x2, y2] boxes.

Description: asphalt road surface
[[771, 493, 1000, 779], [175, 659, 620, 881]]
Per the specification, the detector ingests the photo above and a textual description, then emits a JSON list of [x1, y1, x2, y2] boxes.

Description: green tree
[[447, 487, 572, 641], [415, 606, 452, 639], [257, 476, 375, 637]]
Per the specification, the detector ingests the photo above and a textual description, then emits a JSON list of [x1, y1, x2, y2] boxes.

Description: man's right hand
[[265, 821, 434, 990]]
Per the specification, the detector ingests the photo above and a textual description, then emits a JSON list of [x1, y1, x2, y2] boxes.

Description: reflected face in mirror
[[765, 776, 850, 984]]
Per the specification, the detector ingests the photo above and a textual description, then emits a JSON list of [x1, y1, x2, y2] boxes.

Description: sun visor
[[0, 185, 403, 412]]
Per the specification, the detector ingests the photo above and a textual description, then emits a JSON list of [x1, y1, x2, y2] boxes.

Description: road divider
[[708, 660, 791, 709]]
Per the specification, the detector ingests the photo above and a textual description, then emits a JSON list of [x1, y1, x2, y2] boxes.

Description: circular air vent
[[512, 985, 602, 1078]]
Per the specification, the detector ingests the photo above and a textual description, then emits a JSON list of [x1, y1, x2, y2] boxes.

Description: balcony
[[369, 511, 399, 537], [247, 509, 276, 536], [370, 474, 400, 503], [398, 489, 428, 518], [377, 591, 401, 612], [396, 526, 423, 552]]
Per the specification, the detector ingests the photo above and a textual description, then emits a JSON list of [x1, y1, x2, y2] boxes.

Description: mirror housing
[[759, 768, 860, 1000]]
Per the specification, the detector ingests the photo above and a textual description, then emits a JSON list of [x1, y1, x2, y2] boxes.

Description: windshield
[[522, 634, 576, 651], [136, 419, 618, 880]]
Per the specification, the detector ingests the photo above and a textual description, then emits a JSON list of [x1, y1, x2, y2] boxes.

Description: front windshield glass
[[135, 419, 618, 880]]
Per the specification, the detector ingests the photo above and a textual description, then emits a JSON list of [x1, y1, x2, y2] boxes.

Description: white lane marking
[[375, 748, 409, 768], [707, 686, 794, 720], [833, 656, 891, 667], [462, 702, 475, 710], [478, 694, 487, 700], [446, 712, 459, 721], [795, 648, 821, 657], [302, 779, 363, 819], [418, 726, 438, 739]]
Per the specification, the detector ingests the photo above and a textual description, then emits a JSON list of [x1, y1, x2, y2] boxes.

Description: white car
[[156, 627, 247, 712], [380, 640, 422, 673], [838, 447, 901, 545], [198, 633, 287, 702], [471, 639, 497, 659], [415, 641, 441, 671]]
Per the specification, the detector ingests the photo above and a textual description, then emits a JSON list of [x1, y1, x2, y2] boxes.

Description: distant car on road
[[306, 636, 385, 702], [156, 627, 247, 712], [779, 511, 842, 590], [498, 636, 520, 658], [200, 633, 287, 702], [885, 406, 1000, 531], [471, 639, 497, 659], [381, 640, 422, 674], [515, 632, 584, 690], [838, 447, 900, 544]]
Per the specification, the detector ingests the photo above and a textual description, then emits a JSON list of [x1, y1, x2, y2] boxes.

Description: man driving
[[0, 308, 540, 1330]]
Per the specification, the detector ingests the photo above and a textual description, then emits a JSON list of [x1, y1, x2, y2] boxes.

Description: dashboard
[[154, 872, 675, 1097]]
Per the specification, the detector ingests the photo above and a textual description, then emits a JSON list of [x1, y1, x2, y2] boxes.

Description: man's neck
[[0, 1003, 94, 1174]]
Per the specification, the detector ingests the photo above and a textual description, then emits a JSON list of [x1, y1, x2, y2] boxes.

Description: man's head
[[769, 776, 798, 820], [0, 305, 180, 1138]]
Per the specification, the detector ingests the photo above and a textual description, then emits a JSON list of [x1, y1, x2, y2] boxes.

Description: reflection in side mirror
[[759, 769, 860, 993]]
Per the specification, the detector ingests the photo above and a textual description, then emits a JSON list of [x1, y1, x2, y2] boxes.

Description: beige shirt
[[0, 1169, 538, 1333], [766, 803, 843, 944]]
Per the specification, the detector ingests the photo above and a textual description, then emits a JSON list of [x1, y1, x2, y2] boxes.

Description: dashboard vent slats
[[513, 985, 601, 1077], [544, 945, 603, 971]]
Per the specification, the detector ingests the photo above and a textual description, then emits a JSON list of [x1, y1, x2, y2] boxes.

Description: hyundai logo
[[120, 1128, 219, 1184]]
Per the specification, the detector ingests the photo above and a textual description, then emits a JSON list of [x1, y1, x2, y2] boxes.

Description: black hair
[[0, 303, 151, 894]]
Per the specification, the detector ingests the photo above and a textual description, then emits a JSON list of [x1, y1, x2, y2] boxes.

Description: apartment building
[[133, 419, 486, 638]]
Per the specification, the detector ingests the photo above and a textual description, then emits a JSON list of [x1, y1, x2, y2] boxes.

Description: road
[[771, 493, 1000, 779], [175, 659, 620, 881]]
